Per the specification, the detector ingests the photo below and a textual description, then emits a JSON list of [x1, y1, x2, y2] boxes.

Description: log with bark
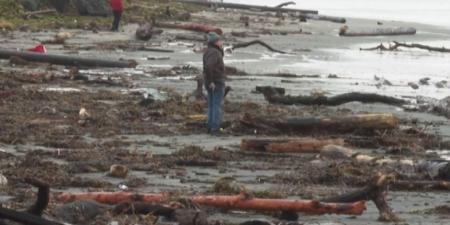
[[56, 192, 366, 215], [303, 14, 346, 23], [23, 9, 57, 19], [241, 113, 399, 133], [155, 22, 223, 35], [339, 26, 416, 37], [392, 180, 450, 191], [259, 87, 407, 106], [175, 34, 206, 42], [241, 138, 345, 153], [321, 173, 400, 222], [231, 40, 288, 54], [360, 41, 450, 53], [177, 0, 318, 15], [0, 50, 137, 68]]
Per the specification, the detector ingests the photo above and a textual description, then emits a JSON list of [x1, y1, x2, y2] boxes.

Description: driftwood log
[[0, 179, 62, 225], [259, 87, 407, 106], [303, 14, 346, 23], [177, 0, 318, 15], [241, 138, 345, 153], [241, 113, 399, 133], [321, 173, 400, 222], [361, 41, 450, 53], [57, 192, 365, 215], [340, 26, 416, 37], [232, 40, 287, 54], [155, 22, 223, 35], [392, 180, 450, 191], [0, 50, 137, 68]]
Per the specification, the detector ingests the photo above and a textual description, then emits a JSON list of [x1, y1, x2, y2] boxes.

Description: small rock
[[419, 77, 430, 85], [435, 80, 447, 88], [136, 23, 153, 41], [109, 164, 129, 178], [79, 107, 90, 120], [55, 31, 73, 43], [408, 82, 419, 89], [383, 79, 393, 86], [328, 74, 339, 78]]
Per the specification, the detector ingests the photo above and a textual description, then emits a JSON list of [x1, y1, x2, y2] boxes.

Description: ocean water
[[227, 0, 450, 28]]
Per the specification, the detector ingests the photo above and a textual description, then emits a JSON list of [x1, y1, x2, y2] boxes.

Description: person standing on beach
[[110, 0, 123, 32], [203, 32, 225, 135]]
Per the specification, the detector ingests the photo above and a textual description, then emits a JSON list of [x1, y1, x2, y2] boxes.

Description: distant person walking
[[203, 32, 225, 135], [110, 0, 123, 31]]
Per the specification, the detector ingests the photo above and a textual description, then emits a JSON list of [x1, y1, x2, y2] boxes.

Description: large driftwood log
[[340, 26, 416, 37], [0, 50, 137, 68], [241, 113, 399, 133], [155, 22, 223, 35], [321, 173, 400, 222], [232, 40, 287, 54], [303, 14, 346, 23], [259, 87, 407, 106], [241, 138, 345, 153], [392, 180, 450, 191], [361, 41, 450, 53], [177, 0, 318, 15]]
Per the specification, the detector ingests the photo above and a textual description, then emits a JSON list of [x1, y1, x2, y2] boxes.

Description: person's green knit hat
[[207, 32, 220, 44]]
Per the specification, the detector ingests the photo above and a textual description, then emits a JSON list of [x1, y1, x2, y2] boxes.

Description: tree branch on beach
[[361, 41, 450, 53], [231, 40, 288, 54]]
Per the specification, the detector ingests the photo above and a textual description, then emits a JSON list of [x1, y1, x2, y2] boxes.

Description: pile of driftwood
[[361, 41, 450, 53]]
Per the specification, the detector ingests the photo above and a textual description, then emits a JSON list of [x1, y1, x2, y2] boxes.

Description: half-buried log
[[259, 87, 407, 106], [241, 138, 345, 153], [155, 22, 223, 35], [0, 50, 137, 68], [56, 192, 365, 215], [339, 26, 416, 37], [321, 173, 400, 222], [241, 113, 399, 133], [304, 14, 346, 23]]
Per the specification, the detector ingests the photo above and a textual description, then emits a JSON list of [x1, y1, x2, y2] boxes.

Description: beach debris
[[53, 200, 110, 224], [340, 26, 416, 37], [0, 174, 7, 187], [319, 145, 354, 160], [0, 19, 13, 30], [321, 173, 400, 222], [175, 33, 206, 42], [328, 74, 339, 78], [419, 77, 430, 85], [23, 9, 57, 19], [408, 82, 419, 89], [78, 107, 90, 125], [43, 31, 73, 44], [229, 40, 288, 54], [213, 177, 245, 194], [258, 87, 407, 106], [27, 44, 47, 53], [109, 164, 129, 178], [240, 138, 345, 153], [155, 22, 223, 35], [302, 14, 346, 23], [435, 80, 447, 88], [136, 23, 154, 41], [241, 113, 399, 133], [0, 50, 137, 68], [361, 41, 450, 52], [177, 0, 318, 15], [147, 56, 170, 60], [57, 191, 365, 215]]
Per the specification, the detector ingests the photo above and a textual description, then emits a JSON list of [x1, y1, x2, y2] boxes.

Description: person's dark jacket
[[203, 44, 225, 87]]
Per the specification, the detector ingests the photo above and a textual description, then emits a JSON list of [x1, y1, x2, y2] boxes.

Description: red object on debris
[[27, 44, 47, 53]]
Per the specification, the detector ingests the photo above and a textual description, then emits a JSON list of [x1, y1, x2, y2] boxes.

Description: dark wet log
[[304, 14, 346, 23], [275, 1, 296, 8], [113, 202, 174, 216], [175, 160, 218, 167], [260, 88, 407, 106], [0, 207, 63, 225], [241, 138, 345, 153], [0, 50, 137, 68], [241, 113, 399, 133], [177, 0, 318, 15], [231, 31, 260, 38], [392, 180, 450, 191], [340, 26, 416, 37], [0, 178, 61, 225], [232, 40, 287, 54], [322, 173, 400, 222], [175, 34, 206, 42], [255, 86, 285, 95], [136, 23, 153, 41], [156, 22, 223, 35], [392, 41, 450, 53]]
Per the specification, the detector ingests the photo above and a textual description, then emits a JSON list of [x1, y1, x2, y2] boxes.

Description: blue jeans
[[207, 83, 225, 133]]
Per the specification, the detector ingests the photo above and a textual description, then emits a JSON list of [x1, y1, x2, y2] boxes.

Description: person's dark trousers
[[207, 83, 225, 134], [111, 10, 122, 31]]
